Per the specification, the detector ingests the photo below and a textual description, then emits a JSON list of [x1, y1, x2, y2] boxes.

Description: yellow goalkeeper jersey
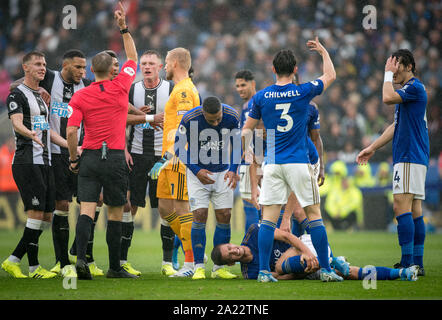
[[162, 77, 200, 172]]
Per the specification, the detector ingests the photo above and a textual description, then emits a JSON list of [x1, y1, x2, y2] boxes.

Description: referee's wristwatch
[[120, 27, 130, 34]]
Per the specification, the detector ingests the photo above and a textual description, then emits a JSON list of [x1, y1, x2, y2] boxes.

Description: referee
[[66, 2, 138, 279]]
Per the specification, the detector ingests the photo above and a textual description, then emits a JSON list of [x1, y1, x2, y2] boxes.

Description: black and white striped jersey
[[39, 69, 91, 155], [128, 79, 173, 156], [7, 84, 51, 165]]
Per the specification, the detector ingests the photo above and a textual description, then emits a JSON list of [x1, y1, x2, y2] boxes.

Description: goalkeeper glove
[[149, 152, 172, 179]]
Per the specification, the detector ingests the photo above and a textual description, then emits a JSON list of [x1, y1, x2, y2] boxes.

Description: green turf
[[0, 229, 441, 300]]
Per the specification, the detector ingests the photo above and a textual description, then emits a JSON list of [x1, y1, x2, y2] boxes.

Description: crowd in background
[[0, 0, 440, 165]]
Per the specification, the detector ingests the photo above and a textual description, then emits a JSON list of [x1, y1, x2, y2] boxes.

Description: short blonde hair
[[167, 47, 191, 71]]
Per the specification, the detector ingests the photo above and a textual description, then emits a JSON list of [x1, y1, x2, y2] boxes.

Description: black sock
[[11, 228, 29, 260], [107, 220, 122, 271], [52, 215, 70, 267], [120, 221, 134, 262], [86, 210, 100, 263], [51, 216, 61, 263], [24, 227, 41, 267], [75, 215, 93, 262], [70, 237, 77, 256], [161, 224, 175, 262]]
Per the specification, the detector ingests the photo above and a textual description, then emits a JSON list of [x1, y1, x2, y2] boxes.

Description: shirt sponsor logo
[[51, 101, 71, 118], [32, 115, 49, 130], [135, 122, 153, 129]]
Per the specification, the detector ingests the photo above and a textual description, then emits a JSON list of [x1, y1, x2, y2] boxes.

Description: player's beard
[[166, 69, 173, 81]]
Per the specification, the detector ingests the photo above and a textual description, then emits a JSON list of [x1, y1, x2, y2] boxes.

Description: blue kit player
[[211, 223, 419, 282], [357, 49, 429, 276], [174, 96, 241, 280], [242, 37, 341, 282]]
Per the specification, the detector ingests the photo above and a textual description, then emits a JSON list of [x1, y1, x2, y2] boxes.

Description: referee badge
[[67, 105, 73, 118]]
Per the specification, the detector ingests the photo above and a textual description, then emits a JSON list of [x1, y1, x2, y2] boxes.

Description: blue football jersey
[[307, 104, 320, 164], [240, 223, 290, 280], [393, 77, 429, 166], [175, 104, 241, 175], [248, 80, 324, 164]]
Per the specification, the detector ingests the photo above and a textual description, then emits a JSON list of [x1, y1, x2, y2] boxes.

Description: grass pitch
[[0, 229, 441, 300]]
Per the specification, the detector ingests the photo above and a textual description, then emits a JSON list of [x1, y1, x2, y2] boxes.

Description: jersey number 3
[[275, 103, 293, 132]]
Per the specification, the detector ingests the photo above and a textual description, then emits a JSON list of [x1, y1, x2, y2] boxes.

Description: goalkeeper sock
[[179, 213, 194, 263]]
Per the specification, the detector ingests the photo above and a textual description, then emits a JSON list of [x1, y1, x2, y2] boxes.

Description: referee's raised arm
[[115, 1, 137, 64]]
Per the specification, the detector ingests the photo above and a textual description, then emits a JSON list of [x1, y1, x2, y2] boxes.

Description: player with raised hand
[[357, 49, 429, 275], [242, 36, 341, 282]]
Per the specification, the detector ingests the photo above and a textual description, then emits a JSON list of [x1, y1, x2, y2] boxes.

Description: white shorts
[[392, 162, 426, 200], [300, 234, 331, 258], [311, 160, 320, 181], [259, 163, 320, 208], [186, 169, 234, 211]]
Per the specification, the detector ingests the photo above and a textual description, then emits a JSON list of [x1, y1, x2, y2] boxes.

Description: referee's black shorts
[[51, 153, 76, 202], [77, 149, 128, 207], [128, 154, 160, 208], [12, 163, 55, 213]]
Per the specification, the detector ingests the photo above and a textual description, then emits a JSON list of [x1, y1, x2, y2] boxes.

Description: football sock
[[258, 219, 276, 272], [52, 211, 70, 267], [160, 220, 175, 262], [309, 219, 332, 272], [396, 212, 414, 267], [214, 222, 231, 246], [300, 218, 310, 234], [75, 214, 93, 262], [358, 266, 401, 280], [86, 207, 100, 263], [281, 255, 307, 274], [106, 220, 122, 271], [191, 222, 206, 265], [11, 229, 28, 261], [413, 215, 425, 268], [164, 211, 181, 238], [243, 200, 259, 233], [120, 212, 134, 262], [178, 213, 194, 263], [25, 218, 42, 268], [291, 217, 302, 237]]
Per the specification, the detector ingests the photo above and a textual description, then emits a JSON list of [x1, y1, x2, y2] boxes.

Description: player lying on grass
[[211, 223, 419, 282]]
